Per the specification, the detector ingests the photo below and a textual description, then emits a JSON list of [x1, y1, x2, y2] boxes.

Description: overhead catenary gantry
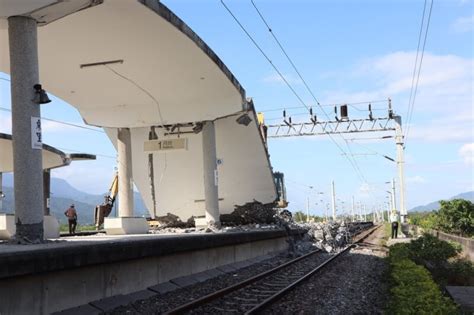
[[261, 99, 408, 222]]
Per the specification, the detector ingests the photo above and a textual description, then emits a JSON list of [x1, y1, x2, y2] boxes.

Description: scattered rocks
[[303, 221, 372, 253]]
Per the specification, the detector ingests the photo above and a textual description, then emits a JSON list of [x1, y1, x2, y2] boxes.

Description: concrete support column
[[331, 180, 336, 221], [394, 115, 407, 223], [202, 121, 220, 228], [117, 128, 134, 217], [43, 170, 50, 216], [8, 16, 44, 242]]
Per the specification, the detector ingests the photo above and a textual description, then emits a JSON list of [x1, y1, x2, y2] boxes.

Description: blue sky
[[0, 0, 473, 217]]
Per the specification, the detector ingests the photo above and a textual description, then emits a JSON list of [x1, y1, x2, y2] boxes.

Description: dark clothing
[[68, 219, 77, 234], [65, 206, 78, 234], [391, 222, 399, 238]]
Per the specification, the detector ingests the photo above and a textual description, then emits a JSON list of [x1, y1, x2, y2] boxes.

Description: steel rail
[[246, 224, 381, 314], [165, 224, 379, 315], [164, 249, 321, 315]]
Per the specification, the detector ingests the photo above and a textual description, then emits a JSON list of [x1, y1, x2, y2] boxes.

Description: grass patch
[[386, 234, 474, 314], [387, 258, 458, 314]]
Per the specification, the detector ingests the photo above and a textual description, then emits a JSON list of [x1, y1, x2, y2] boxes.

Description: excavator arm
[[94, 173, 118, 229]]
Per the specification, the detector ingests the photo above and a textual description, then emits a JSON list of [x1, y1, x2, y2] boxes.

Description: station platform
[[0, 228, 303, 314]]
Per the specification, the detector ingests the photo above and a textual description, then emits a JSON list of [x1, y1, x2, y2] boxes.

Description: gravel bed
[[263, 227, 389, 315], [108, 248, 315, 314], [188, 252, 332, 314]]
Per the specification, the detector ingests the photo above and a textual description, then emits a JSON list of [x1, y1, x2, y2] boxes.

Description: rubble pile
[[305, 221, 358, 253], [220, 201, 278, 225], [152, 213, 194, 229]]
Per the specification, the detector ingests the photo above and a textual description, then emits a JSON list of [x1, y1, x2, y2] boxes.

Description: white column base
[[43, 215, 60, 239], [0, 214, 59, 240], [104, 217, 149, 235], [0, 214, 15, 240]]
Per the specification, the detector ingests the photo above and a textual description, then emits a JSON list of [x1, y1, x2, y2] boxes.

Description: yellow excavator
[[94, 173, 118, 230]]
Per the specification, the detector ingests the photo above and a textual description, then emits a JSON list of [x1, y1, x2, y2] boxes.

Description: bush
[[387, 258, 458, 315], [409, 234, 461, 267], [438, 199, 474, 237], [388, 234, 460, 266]]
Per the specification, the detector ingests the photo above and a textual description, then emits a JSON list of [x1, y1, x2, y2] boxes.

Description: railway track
[[165, 224, 381, 315]]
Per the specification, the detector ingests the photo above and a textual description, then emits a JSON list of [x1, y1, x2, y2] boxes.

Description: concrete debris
[[152, 213, 193, 229], [220, 201, 277, 225], [303, 221, 370, 253]]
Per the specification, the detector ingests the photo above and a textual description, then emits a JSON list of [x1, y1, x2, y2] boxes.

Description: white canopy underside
[[0, 0, 245, 127]]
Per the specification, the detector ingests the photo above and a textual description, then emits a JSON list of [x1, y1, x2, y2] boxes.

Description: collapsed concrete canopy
[[0, 0, 246, 127], [105, 107, 277, 220], [0, 133, 96, 172]]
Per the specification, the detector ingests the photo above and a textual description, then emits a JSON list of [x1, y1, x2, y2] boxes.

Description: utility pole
[[363, 204, 367, 222], [394, 115, 407, 223], [331, 180, 336, 221], [351, 196, 355, 222], [391, 178, 397, 212]]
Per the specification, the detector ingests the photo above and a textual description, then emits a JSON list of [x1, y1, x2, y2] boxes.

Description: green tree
[[437, 199, 474, 237]]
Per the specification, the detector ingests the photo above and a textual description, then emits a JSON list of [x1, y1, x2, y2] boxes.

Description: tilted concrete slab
[[105, 108, 277, 220], [0, 0, 246, 127], [0, 133, 68, 172], [0, 133, 96, 172]]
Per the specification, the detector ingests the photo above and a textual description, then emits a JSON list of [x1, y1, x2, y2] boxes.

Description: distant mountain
[[1, 174, 148, 224], [409, 191, 474, 212]]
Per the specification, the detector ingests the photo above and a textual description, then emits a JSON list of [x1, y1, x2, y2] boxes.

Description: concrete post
[[331, 180, 336, 221], [391, 178, 397, 212], [202, 121, 220, 228], [351, 196, 355, 222], [43, 170, 50, 215], [8, 16, 44, 242], [117, 128, 134, 217], [394, 116, 407, 223]]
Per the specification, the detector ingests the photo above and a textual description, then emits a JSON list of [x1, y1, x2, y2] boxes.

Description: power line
[[248, 0, 371, 183], [259, 100, 388, 113], [220, 0, 310, 112], [405, 0, 427, 127], [251, 0, 322, 106], [404, 0, 434, 147], [0, 106, 105, 133], [223, 0, 368, 184]]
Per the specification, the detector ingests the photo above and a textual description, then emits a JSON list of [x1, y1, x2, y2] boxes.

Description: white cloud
[[0, 114, 11, 133], [459, 143, 474, 165], [406, 175, 426, 184], [323, 51, 474, 143], [262, 73, 302, 85], [451, 15, 474, 33]]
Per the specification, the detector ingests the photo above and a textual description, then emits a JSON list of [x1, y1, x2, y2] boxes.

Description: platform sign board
[[31, 117, 42, 149], [144, 138, 187, 152]]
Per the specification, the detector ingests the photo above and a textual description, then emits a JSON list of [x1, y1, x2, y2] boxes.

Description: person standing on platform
[[64, 204, 78, 235], [390, 210, 399, 239]]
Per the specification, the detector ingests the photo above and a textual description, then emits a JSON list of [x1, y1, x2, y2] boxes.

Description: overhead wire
[[244, 0, 369, 183], [404, 0, 434, 147], [259, 100, 387, 113], [0, 106, 105, 133]]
